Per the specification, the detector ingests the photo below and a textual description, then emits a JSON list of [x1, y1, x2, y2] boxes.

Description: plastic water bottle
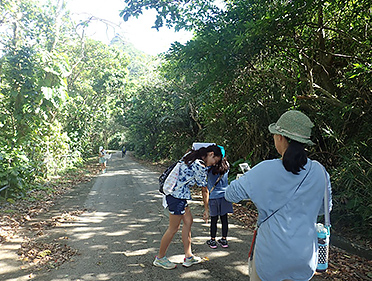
[[316, 223, 330, 272]]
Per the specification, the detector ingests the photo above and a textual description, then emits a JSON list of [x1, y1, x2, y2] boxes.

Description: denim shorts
[[166, 195, 188, 215]]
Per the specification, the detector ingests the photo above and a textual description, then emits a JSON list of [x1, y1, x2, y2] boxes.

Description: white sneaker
[[153, 256, 177, 269], [182, 255, 202, 267]]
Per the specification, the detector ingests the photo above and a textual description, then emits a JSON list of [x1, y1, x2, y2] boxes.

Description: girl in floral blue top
[[153, 145, 224, 270]]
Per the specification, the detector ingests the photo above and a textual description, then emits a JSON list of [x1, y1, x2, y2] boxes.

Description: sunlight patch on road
[[106, 230, 130, 236], [167, 254, 185, 263], [116, 213, 130, 217], [135, 218, 157, 223], [193, 218, 207, 223], [90, 244, 108, 250], [129, 168, 158, 176], [99, 170, 132, 176], [81, 273, 111, 280], [72, 231, 97, 240], [143, 231, 158, 235], [127, 224, 146, 228], [69, 226, 102, 233], [79, 212, 112, 223], [126, 239, 148, 244], [0, 271, 31, 281], [202, 251, 230, 259], [226, 263, 249, 276], [224, 223, 247, 229], [0, 239, 22, 251], [89, 190, 98, 196], [180, 269, 210, 278], [123, 248, 149, 256]]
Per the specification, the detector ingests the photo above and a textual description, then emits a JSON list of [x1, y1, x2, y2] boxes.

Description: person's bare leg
[[158, 214, 182, 258], [181, 207, 193, 257]]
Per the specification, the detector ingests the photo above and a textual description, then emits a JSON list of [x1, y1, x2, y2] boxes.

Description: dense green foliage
[[121, 0, 371, 237], [0, 0, 149, 199]]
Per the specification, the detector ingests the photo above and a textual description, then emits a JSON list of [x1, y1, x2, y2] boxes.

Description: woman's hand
[[203, 209, 209, 223]]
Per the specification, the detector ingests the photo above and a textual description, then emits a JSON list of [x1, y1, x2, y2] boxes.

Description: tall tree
[[61, 39, 130, 155], [0, 0, 73, 194]]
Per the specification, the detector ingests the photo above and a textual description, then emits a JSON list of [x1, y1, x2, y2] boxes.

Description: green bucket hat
[[268, 110, 315, 145]]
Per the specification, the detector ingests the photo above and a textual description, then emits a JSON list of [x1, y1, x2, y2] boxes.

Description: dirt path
[[0, 152, 334, 280]]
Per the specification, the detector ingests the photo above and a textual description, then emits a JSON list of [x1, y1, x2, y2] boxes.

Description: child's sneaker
[[153, 256, 177, 269], [182, 255, 202, 267], [206, 239, 218, 249], [217, 238, 229, 248]]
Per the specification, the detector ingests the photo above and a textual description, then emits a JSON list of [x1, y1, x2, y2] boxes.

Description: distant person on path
[[225, 110, 332, 281], [98, 146, 107, 173], [153, 144, 224, 270], [122, 145, 126, 158], [204, 156, 233, 249]]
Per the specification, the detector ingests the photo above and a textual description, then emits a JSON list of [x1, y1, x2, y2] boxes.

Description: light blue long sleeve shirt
[[225, 158, 332, 281]]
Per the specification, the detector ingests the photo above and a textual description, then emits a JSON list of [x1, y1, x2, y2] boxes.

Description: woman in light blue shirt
[[225, 110, 332, 281]]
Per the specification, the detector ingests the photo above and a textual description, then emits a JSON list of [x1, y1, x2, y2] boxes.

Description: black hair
[[183, 145, 223, 166], [282, 138, 307, 174], [211, 157, 229, 175]]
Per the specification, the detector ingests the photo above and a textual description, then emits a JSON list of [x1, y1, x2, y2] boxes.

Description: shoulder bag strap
[[209, 174, 224, 194], [315, 161, 331, 228]]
